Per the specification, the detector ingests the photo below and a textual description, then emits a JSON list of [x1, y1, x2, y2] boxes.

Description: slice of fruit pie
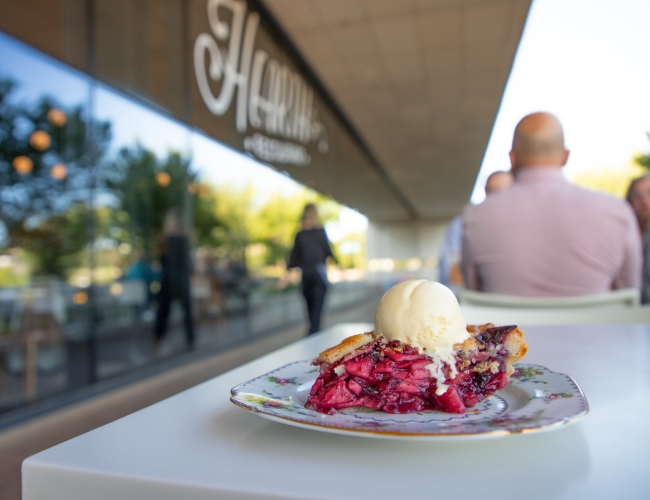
[[306, 280, 528, 414]]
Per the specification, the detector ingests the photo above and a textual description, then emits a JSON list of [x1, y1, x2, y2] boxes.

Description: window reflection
[[0, 29, 369, 417], [0, 33, 92, 407], [92, 87, 193, 367]]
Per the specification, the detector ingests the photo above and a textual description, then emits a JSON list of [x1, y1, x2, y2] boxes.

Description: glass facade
[[0, 23, 370, 415]]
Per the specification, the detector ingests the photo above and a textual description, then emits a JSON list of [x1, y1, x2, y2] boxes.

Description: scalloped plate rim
[[230, 361, 589, 440]]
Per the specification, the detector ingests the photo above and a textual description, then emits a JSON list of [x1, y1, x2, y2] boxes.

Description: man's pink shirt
[[462, 167, 642, 296]]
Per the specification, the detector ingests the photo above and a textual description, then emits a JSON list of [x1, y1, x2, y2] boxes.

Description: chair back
[[457, 288, 640, 309], [461, 304, 650, 326]]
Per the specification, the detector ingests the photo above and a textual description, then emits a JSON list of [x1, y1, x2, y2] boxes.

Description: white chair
[[457, 288, 640, 309], [461, 304, 650, 326]]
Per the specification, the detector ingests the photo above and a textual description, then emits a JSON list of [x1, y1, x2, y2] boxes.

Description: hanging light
[[187, 182, 198, 194], [50, 163, 67, 180], [13, 156, 33, 174], [47, 108, 67, 127], [29, 130, 51, 151], [155, 172, 171, 187]]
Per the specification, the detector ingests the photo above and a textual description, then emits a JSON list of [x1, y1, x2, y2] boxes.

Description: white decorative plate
[[230, 361, 589, 440]]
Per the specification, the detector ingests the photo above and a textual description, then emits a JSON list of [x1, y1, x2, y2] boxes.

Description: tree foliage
[[0, 78, 111, 277], [568, 164, 645, 199], [0, 77, 353, 283], [251, 190, 339, 267], [635, 151, 650, 171]]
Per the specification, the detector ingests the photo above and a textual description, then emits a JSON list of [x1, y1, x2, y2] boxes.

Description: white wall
[[366, 220, 448, 260], [365, 219, 450, 287]]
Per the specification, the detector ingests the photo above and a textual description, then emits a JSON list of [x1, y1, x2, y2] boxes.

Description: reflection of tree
[[249, 191, 339, 266], [102, 146, 221, 257], [0, 77, 348, 282], [0, 78, 111, 277], [209, 185, 253, 263], [211, 185, 340, 270], [12, 203, 89, 276]]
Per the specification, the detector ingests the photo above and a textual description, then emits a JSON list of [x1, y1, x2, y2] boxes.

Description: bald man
[[485, 170, 514, 194], [462, 112, 641, 296]]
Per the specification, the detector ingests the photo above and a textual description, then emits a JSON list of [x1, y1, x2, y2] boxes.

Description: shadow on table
[[213, 408, 591, 499]]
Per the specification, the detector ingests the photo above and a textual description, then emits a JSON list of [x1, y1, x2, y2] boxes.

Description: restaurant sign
[[194, 0, 328, 166]]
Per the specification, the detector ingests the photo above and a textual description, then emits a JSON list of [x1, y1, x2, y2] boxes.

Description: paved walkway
[[0, 290, 381, 500]]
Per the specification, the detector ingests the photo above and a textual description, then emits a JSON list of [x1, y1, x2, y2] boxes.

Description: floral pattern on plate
[[230, 361, 588, 440]]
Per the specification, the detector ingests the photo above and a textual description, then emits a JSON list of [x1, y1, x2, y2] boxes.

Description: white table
[[23, 322, 650, 499]]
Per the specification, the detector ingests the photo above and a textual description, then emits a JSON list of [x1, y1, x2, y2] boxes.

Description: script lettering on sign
[[194, 0, 329, 166]]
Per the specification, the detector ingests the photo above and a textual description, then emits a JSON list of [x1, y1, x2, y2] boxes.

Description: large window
[[0, 31, 369, 416], [0, 33, 93, 406]]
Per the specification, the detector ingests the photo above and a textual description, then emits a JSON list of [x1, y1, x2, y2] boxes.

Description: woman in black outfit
[[287, 204, 336, 335], [154, 209, 195, 350]]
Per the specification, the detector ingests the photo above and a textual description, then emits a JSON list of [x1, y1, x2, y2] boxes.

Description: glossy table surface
[[23, 322, 650, 499]]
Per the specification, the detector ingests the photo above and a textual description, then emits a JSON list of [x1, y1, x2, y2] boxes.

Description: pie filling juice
[[306, 325, 521, 414]]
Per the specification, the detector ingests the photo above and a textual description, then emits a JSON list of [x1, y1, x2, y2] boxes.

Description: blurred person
[[283, 204, 337, 335], [626, 174, 650, 302], [219, 257, 250, 302], [126, 252, 157, 306], [462, 112, 641, 296], [627, 174, 650, 235], [154, 209, 195, 350], [439, 171, 513, 288], [204, 253, 225, 316]]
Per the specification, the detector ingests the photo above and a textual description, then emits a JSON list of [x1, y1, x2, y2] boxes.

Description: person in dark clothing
[[154, 209, 195, 350], [286, 204, 336, 335]]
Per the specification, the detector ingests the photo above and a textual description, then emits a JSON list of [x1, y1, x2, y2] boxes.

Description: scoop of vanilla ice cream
[[374, 279, 469, 351], [374, 279, 470, 394]]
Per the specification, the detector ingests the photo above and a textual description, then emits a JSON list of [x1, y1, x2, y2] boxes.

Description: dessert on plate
[[306, 280, 528, 414]]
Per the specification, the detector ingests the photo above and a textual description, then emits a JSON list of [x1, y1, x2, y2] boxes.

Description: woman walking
[[286, 204, 336, 335]]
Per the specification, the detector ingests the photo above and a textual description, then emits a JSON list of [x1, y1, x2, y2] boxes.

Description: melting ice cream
[[374, 279, 470, 394]]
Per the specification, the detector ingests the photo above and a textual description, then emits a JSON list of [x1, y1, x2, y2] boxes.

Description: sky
[[471, 0, 650, 203], [0, 32, 89, 108]]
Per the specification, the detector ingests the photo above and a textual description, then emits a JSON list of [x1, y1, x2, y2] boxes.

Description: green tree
[[210, 183, 254, 262], [247, 189, 341, 269], [10, 203, 89, 276], [101, 146, 223, 257], [0, 78, 111, 278], [635, 147, 650, 170], [569, 166, 644, 198], [201, 183, 341, 272]]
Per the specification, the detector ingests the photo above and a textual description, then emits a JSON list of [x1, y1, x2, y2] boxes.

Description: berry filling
[[306, 325, 519, 415]]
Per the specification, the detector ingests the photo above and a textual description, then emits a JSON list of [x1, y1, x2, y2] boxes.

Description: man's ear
[[509, 150, 517, 169], [560, 149, 570, 166]]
